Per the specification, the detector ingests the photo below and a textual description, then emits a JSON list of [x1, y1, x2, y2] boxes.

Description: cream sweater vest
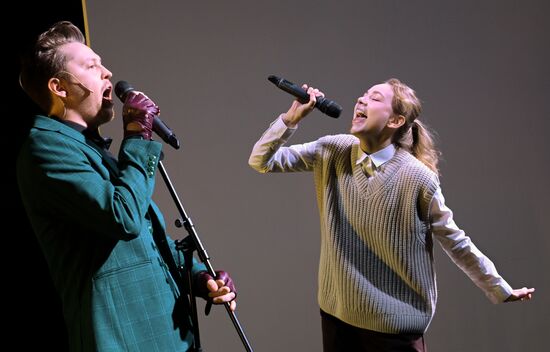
[[313, 134, 439, 334]]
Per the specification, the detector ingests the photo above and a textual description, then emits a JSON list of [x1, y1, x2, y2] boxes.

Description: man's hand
[[195, 270, 237, 313], [122, 91, 159, 139]]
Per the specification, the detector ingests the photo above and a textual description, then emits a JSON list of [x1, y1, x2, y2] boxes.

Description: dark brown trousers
[[321, 310, 426, 352]]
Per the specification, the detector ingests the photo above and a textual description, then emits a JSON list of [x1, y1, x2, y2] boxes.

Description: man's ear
[[388, 114, 406, 129], [48, 77, 67, 98]]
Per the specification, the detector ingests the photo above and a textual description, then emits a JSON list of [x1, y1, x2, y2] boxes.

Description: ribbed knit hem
[[319, 300, 432, 334]]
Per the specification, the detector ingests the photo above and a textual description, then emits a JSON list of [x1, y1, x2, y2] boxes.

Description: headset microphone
[[57, 71, 94, 93]]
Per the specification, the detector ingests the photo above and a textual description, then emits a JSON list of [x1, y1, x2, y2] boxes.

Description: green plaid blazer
[[17, 115, 205, 351]]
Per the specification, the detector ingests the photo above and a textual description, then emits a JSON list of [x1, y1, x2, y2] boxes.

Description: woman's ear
[[48, 77, 67, 98], [388, 114, 406, 129]]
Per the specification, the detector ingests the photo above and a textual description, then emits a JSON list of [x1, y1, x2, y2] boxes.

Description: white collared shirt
[[356, 143, 396, 174]]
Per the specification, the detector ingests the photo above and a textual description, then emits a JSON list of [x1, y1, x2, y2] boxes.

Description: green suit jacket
[[17, 115, 205, 351]]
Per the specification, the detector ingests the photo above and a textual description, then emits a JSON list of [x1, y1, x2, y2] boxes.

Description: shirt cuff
[[276, 113, 297, 129], [486, 280, 514, 304]]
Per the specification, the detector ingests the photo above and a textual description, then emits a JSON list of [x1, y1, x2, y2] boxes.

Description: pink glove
[[122, 91, 159, 139]]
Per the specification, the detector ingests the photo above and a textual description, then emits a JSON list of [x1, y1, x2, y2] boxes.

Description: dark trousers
[[321, 310, 426, 352]]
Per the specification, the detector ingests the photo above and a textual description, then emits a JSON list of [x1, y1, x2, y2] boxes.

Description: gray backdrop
[[87, 1, 549, 351]]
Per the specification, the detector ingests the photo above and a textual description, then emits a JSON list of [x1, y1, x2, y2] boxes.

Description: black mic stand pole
[[157, 159, 254, 352]]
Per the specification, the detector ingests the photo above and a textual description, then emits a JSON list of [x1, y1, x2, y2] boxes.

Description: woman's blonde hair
[[386, 78, 440, 174]]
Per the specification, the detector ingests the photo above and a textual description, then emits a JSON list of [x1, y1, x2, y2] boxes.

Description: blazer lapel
[[86, 139, 121, 177], [33, 115, 120, 177]]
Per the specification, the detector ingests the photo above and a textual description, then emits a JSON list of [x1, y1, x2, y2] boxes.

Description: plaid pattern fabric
[[17, 115, 205, 351]]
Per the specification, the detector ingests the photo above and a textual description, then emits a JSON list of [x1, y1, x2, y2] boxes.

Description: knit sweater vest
[[313, 134, 439, 334]]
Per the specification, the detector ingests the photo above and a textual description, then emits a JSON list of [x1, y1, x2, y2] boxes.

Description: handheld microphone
[[114, 81, 180, 149], [268, 75, 342, 118]]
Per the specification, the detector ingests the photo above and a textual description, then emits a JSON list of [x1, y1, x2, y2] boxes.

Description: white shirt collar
[[356, 143, 396, 169]]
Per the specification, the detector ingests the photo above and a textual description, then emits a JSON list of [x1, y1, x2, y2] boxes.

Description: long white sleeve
[[430, 188, 513, 303], [248, 115, 318, 173]]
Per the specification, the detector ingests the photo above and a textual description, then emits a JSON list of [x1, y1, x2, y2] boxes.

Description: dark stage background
[[9, 1, 86, 350], [12, 1, 549, 351]]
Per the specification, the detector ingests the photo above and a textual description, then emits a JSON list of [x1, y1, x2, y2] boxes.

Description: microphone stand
[[157, 159, 254, 352]]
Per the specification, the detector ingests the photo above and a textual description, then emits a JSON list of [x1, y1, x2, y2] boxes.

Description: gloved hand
[[122, 91, 159, 139], [195, 270, 237, 314]]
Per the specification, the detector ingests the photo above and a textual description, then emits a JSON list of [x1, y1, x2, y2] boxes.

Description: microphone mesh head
[[114, 81, 133, 101]]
